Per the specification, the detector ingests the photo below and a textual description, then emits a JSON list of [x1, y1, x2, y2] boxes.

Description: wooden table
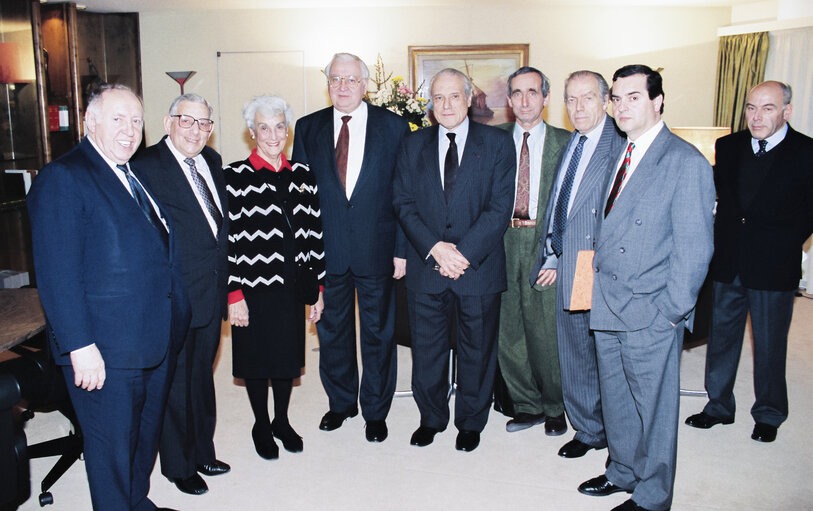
[[0, 288, 45, 352]]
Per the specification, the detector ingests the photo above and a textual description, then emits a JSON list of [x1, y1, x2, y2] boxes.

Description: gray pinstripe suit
[[530, 114, 624, 446]]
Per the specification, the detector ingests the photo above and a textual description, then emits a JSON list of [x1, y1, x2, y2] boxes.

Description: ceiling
[[46, 0, 757, 14]]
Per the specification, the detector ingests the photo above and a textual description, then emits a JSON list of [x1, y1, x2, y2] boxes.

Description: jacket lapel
[[568, 115, 615, 219], [351, 106, 380, 200], [420, 126, 446, 206], [315, 108, 346, 198]]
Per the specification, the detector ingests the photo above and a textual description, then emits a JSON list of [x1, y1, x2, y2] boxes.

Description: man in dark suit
[[28, 84, 187, 511], [292, 53, 409, 442], [530, 70, 624, 458], [393, 68, 516, 452], [497, 66, 570, 436], [577, 65, 715, 511], [133, 94, 230, 495], [685, 81, 813, 443]]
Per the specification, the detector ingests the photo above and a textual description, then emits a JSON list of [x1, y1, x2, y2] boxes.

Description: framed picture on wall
[[409, 44, 529, 126]]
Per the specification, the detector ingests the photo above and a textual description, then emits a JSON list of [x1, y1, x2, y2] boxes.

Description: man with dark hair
[[133, 93, 231, 495], [531, 70, 625, 458], [394, 68, 515, 452], [28, 84, 187, 511], [497, 66, 570, 435], [577, 65, 715, 511], [685, 80, 813, 443]]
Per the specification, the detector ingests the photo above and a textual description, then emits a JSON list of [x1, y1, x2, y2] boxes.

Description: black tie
[[755, 139, 768, 158], [117, 164, 169, 248], [444, 133, 459, 203], [551, 135, 587, 256]]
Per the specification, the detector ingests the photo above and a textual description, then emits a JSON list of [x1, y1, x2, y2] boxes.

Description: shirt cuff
[[228, 289, 244, 305]]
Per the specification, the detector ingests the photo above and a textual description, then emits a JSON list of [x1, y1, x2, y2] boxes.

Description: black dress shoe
[[196, 459, 230, 476], [252, 423, 279, 460], [170, 473, 208, 495], [751, 422, 777, 442], [365, 420, 388, 442], [155, 508, 180, 511], [558, 438, 599, 458], [319, 407, 359, 431], [410, 425, 442, 447], [272, 420, 304, 453], [505, 412, 546, 432], [455, 430, 480, 452], [544, 414, 568, 436], [611, 499, 652, 511], [685, 412, 734, 429], [577, 474, 630, 497]]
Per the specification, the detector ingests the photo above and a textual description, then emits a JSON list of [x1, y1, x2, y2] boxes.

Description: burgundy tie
[[335, 115, 351, 192], [512, 131, 531, 219], [604, 142, 634, 217]]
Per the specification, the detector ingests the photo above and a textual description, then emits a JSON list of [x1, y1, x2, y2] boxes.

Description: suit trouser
[[64, 354, 172, 511], [702, 276, 794, 427], [596, 314, 682, 511], [497, 226, 563, 417], [556, 285, 606, 447], [316, 270, 397, 421], [408, 288, 500, 432], [160, 317, 222, 478]]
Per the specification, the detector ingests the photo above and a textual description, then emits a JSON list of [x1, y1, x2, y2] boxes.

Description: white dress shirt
[[165, 138, 222, 237], [614, 119, 665, 197], [333, 102, 368, 198]]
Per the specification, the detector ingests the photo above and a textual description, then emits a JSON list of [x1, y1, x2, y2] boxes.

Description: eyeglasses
[[172, 114, 214, 132], [327, 75, 363, 89]]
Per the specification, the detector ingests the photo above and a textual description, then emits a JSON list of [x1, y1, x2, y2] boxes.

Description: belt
[[510, 218, 536, 228]]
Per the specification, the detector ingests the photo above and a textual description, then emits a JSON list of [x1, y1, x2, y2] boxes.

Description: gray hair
[[241, 95, 294, 130], [778, 82, 792, 105], [428, 68, 473, 109], [507, 67, 549, 97], [86, 83, 142, 115], [325, 53, 370, 80], [564, 70, 610, 101], [168, 93, 213, 118]]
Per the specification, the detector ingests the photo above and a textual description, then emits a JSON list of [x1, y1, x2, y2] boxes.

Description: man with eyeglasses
[[292, 53, 409, 443], [133, 93, 231, 496]]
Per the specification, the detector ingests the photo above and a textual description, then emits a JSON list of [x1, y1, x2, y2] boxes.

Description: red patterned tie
[[604, 142, 634, 217], [513, 131, 531, 219], [335, 115, 351, 192]]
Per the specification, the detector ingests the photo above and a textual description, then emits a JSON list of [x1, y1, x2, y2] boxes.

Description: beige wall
[[139, 4, 730, 152]]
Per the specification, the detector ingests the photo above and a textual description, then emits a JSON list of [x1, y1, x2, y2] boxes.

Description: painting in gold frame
[[409, 44, 529, 126]]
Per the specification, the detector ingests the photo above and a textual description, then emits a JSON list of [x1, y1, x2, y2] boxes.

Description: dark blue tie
[[117, 164, 169, 249], [444, 133, 459, 203], [551, 135, 587, 256], [755, 139, 768, 157]]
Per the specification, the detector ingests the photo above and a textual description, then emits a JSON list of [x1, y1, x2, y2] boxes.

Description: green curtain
[[714, 32, 770, 132]]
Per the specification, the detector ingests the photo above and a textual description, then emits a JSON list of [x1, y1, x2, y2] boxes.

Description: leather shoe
[[272, 420, 304, 453], [544, 413, 568, 436], [410, 425, 442, 447], [558, 438, 600, 458], [365, 420, 388, 442], [577, 474, 630, 497], [252, 423, 279, 460], [611, 499, 652, 511], [156, 508, 180, 511], [685, 412, 734, 429], [751, 422, 777, 442], [170, 473, 208, 495], [455, 430, 480, 452], [505, 412, 546, 432], [196, 459, 230, 476], [319, 407, 359, 431]]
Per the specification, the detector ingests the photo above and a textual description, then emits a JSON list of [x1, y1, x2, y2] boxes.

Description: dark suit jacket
[[590, 125, 715, 332], [292, 104, 409, 276], [27, 138, 191, 368], [710, 126, 813, 291], [133, 138, 229, 328], [393, 121, 516, 296]]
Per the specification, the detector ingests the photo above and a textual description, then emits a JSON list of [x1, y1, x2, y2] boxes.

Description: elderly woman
[[225, 95, 325, 460]]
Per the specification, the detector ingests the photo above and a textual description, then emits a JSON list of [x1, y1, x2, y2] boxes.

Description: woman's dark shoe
[[272, 419, 304, 453], [252, 423, 279, 460]]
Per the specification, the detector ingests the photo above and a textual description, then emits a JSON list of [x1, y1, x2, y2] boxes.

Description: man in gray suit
[[530, 70, 624, 458], [577, 65, 715, 511]]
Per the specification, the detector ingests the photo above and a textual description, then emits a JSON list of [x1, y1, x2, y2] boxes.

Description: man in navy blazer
[[577, 66, 715, 511], [685, 81, 813, 443], [292, 53, 409, 442], [133, 94, 230, 495], [393, 68, 516, 452], [28, 84, 188, 511]]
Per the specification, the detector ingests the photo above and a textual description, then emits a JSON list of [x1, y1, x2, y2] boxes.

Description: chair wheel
[[39, 491, 53, 506]]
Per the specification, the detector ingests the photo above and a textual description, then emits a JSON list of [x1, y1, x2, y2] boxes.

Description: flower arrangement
[[365, 54, 430, 131]]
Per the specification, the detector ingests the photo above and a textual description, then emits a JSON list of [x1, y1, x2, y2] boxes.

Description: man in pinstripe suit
[[531, 71, 625, 458]]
